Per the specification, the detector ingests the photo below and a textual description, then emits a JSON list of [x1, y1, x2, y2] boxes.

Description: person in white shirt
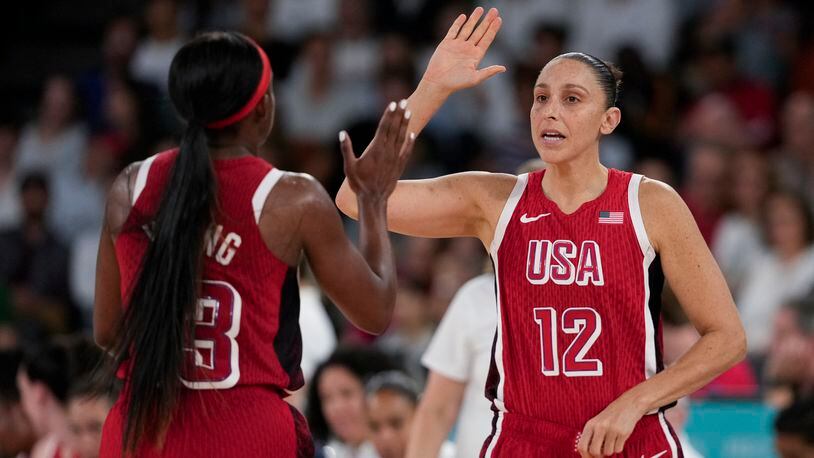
[[406, 273, 496, 458]]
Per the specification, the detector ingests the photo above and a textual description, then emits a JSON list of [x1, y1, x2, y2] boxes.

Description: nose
[[540, 99, 559, 120]]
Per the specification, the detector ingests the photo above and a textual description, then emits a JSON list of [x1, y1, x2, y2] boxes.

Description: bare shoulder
[[105, 161, 141, 236], [638, 177, 696, 252], [263, 171, 334, 214]]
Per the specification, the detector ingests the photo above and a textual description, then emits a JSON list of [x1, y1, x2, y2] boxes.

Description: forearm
[[405, 400, 457, 458], [406, 78, 451, 137], [622, 327, 746, 414], [355, 194, 397, 332]]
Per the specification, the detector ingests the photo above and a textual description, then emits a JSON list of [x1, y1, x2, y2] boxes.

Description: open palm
[[422, 7, 505, 93]]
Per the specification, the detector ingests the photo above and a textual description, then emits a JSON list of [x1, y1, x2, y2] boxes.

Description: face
[[367, 391, 415, 458], [530, 58, 620, 164], [317, 366, 369, 446], [766, 194, 808, 255], [67, 396, 112, 458], [731, 152, 769, 215]]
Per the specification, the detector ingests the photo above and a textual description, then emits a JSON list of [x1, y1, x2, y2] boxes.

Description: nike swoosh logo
[[641, 451, 668, 458], [520, 213, 551, 223]]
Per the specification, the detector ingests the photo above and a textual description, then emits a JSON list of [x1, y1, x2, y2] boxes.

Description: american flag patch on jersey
[[598, 211, 624, 224]]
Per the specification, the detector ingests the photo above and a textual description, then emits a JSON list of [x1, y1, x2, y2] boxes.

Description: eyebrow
[[534, 83, 590, 93]]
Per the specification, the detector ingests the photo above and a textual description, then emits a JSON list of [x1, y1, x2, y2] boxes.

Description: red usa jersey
[[484, 169, 674, 439], [115, 149, 303, 392]]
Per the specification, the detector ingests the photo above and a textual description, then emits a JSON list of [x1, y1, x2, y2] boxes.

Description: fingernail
[[389, 101, 397, 112], [409, 132, 416, 140], [399, 99, 408, 109], [339, 131, 346, 142], [404, 110, 411, 120]]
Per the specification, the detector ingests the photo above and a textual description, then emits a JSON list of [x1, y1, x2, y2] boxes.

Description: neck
[[208, 143, 256, 161], [540, 151, 608, 214]]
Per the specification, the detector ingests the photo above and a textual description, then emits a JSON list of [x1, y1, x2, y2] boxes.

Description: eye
[[535, 94, 547, 103], [565, 96, 580, 103]]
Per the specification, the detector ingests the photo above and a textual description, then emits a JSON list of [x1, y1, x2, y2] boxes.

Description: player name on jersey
[[526, 239, 604, 286]]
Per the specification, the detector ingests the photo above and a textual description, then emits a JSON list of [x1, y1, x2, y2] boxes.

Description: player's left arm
[[578, 179, 746, 458], [93, 165, 134, 350]]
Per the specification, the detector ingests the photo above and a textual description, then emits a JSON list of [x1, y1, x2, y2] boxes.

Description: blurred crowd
[[2, 0, 814, 457]]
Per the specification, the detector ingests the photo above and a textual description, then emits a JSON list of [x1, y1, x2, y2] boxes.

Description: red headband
[[206, 41, 272, 129]]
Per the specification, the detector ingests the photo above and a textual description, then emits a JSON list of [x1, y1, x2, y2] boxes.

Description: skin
[[94, 45, 416, 348], [317, 366, 369, 447], [338, 8, 747, 457], [404, 371, 465, 458], [367, 390, 417, 458], [67, 396, 113, 458]]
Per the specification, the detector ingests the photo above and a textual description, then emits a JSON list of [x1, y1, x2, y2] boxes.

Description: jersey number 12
[[533, 307, 603, 377]]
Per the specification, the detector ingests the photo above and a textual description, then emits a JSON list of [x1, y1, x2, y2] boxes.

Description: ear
[[254, 92, 271, 121], [599, 107, 621, 135]]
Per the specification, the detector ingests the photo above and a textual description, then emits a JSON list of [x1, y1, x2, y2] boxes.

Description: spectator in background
[[713, 150, 774, 297], [406, 271, 496, 458], [17, 340, 75, 458], [65, 381, 116, 458], [0, 122, 20, 228], [307, 346, 398, 458], [366, 371, 453, 458], [775, 92, 814, 209], [681, 143, 729, 246], [764, 298, 814, 408], [567, 0, 677, 71], [0, 349, 36, 458], [738, 190, 814, 358], [78, 17, 139, 132], [687, 37, 776, 145], [0, 173, 73, 335], [14, 76, 87, 184], [266, 0, 338, 43], [774, 398, 814, 458], [129, 0, 185, 93], [680, 93, 756, 150], [333, 0, 380, 95]]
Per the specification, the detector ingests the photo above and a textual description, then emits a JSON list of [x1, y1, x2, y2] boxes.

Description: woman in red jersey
[[93, 32, 414, 457], [337, 8, 746, 458]]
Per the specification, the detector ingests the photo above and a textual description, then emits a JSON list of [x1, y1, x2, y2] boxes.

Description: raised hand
[[421, 7, 506, 94], [340, 100, 415, 200]]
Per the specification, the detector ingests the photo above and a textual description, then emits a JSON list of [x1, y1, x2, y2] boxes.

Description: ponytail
[[111, 120, 216, 452]]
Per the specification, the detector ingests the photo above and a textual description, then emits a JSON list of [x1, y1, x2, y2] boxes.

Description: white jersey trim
[[252, 168, 284, 225], [658, 411, 680, 456], [132, 153, 158, 206], [629, 174, 660, 405], [484, 173, 527, 457], [489, 173, 529, 257]]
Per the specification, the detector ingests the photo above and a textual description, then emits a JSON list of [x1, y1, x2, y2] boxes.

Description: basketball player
[[93, 32, 414, 457], [336, 8, 746, 457]]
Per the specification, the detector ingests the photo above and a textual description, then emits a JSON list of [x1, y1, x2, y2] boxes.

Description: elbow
[[335, 185, 358, 219], [732, 328, 748, 365]]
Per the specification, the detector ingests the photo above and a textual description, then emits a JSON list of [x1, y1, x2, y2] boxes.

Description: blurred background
[[1, 0, 814, 457]]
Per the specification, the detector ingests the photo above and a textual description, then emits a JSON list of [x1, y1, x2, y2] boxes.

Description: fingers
[[384, 100, 407, 145], [374, 101, 398, 144], [614, 435, 628, 455], [588, 427, 605, 457], [393, 100, 411, 155], [458, 6, 484, 41], [445, 14, 467, 40], [577, 429, 592, 458], [469, 8, 499, 45], [476, 15, 503, 49], [339, 130, 355, 173], [602, 434, 616, 457], [475, 65, 507, 84]]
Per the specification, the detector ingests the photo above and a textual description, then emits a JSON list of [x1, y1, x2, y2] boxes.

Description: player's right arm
[[335, 7, 510, 245], [275, 103, 414, 335]]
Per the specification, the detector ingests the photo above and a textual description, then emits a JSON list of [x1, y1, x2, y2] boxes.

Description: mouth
[[540, 130, 566, 144]]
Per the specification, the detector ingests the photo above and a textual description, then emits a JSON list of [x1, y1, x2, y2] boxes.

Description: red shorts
[[100, 385, 313, 458], [481, 411, 683, 457]]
